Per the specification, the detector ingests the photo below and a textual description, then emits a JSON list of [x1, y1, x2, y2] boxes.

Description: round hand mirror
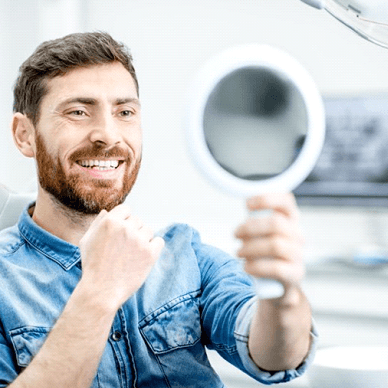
[[185, 45, 325, 299]]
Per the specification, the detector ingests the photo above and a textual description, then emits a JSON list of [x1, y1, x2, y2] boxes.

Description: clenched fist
[[79, 204, 165, 311]]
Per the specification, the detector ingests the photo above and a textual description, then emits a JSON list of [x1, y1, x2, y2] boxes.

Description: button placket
[[110, 309, 133, 388]]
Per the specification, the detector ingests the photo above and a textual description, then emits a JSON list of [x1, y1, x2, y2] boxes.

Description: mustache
[[70, 144, 131, 161]]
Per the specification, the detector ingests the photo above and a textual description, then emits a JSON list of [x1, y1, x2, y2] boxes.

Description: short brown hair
[[13, 31, 139, 126]]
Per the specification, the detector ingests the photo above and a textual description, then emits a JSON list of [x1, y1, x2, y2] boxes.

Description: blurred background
[[1, 1, 388, 386]]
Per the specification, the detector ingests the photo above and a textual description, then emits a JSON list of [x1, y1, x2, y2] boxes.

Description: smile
[[76, 159, 123, 171]]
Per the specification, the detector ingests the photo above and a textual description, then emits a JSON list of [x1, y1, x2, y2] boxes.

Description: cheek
[[44, 140, 71, 168], [124, 128, 142, 154]]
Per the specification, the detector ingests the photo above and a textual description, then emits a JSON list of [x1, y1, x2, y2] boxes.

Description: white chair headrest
[[0, 184, 36, 230]]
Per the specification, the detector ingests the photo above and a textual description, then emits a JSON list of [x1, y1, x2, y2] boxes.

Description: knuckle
[[270, 236, 284, 256], [142, 226, 154, 238], [270, 214, 283, 232], [129, 216, 142, 229], [245, 219, 258, 235], [130, 215, 139, 223], [268, 260, 288, 280], [258, 196, 270, 209], [248, 196, 267, 210], [277, 263, 290, 281], [102, 215, 116, 231], [237, 247, 245, 258], [243, 260, 254, 275], [123, 226, 138, 242]]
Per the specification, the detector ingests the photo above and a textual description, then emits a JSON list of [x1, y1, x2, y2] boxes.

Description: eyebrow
[[115, 98, 141, 107], [57, 97, 141, 109]]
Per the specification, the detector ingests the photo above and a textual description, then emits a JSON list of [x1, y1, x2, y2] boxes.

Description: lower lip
[[76, 163, 124, 179]]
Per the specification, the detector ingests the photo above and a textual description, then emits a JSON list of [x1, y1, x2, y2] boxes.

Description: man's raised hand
[[79, 204, 165, 311]]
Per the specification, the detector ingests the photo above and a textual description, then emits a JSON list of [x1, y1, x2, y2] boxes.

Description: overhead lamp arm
[[299, 0, 388, 49], [300, 0, 324, 10]]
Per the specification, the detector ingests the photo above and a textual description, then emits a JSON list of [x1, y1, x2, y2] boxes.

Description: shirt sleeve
[[0, 325, 18, 387], [191, 227, 318, 385], [234, 296, 319, 384]]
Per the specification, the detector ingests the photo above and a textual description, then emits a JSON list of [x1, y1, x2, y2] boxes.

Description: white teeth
[[79, 160, 120, 169]]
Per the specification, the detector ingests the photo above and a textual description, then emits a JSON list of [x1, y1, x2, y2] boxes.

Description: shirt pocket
[[9, 326, 51, 368], [9, 326, 101, 388], [139, 292, 201, 354]]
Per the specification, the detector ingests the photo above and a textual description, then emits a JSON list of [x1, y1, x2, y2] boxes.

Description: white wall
[[2, 0, 388, 260], [0, 0, 87, 193]]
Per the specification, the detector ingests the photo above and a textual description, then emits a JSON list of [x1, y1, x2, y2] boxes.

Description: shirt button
[[111, 331, 122, 341]]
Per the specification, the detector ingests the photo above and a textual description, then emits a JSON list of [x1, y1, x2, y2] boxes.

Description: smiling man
[[0, 32, 317, 387]]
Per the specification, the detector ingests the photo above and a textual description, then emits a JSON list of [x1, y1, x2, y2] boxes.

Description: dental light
[[300, 0, 388, 49]]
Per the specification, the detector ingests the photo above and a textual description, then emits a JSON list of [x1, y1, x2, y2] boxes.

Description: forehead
[[43, 62, 138, 107]]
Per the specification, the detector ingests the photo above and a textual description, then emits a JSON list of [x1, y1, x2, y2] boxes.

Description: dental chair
[[0, 184, 36, 230]]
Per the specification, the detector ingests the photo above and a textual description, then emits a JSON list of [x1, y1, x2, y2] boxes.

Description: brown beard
[[35, 131, 141, 214]]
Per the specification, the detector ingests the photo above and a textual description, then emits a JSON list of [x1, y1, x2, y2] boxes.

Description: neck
[[31, 187, 96, 246]]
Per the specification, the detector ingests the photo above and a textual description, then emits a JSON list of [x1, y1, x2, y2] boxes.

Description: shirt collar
[[18, 202, 81, 270]]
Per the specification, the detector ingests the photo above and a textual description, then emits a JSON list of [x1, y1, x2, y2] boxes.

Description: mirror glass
[[203, 67, 308, 181]]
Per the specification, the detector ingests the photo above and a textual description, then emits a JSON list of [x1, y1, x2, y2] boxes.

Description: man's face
[[33, 62, 142, 214]]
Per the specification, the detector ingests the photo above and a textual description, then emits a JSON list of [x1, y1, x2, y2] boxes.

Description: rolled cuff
[[234, 296, 319, 385]]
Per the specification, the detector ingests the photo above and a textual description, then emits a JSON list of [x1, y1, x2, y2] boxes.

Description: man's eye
[[119, 110, 133, 117], [70, 110, 87, 116]]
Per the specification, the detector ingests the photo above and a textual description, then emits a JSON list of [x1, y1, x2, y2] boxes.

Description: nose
[[88, 111, 121, 147]]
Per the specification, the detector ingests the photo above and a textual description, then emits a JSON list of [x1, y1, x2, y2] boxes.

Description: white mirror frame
[[185, 44, 326, 197]]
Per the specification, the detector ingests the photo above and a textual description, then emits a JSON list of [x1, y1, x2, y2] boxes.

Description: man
[[0, 32, 316, 387]]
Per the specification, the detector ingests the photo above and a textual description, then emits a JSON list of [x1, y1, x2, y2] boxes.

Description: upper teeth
[[79, 160, 120, 168]]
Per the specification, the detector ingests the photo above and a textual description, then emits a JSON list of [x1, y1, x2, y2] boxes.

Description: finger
[[246, 193, 300, 221], [237, 236, 304, 263], [138, 226, 156, 242], [243, 257, 305, 285], [93, 209, 108, 223], [83, 209, 109, 235], [235, 213, 304, 243], [150, 236, 165, 256], [107, 203, 132, 220], [124, 215, 144, 230]]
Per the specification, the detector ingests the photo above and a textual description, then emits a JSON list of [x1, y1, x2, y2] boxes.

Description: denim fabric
[[0, 203, 317, 387]]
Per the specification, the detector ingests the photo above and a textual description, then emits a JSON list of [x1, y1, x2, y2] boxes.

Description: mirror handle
[[248, 209, 285, 299]]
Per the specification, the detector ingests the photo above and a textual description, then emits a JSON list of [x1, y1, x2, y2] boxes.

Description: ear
[[12, 113, 36, 158]]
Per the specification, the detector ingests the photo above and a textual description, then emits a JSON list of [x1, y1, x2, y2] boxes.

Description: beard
[[35, 131, 141, 214]]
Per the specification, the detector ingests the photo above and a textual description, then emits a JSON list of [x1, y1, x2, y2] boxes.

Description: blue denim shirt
[[0, 204, 317, 387]]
